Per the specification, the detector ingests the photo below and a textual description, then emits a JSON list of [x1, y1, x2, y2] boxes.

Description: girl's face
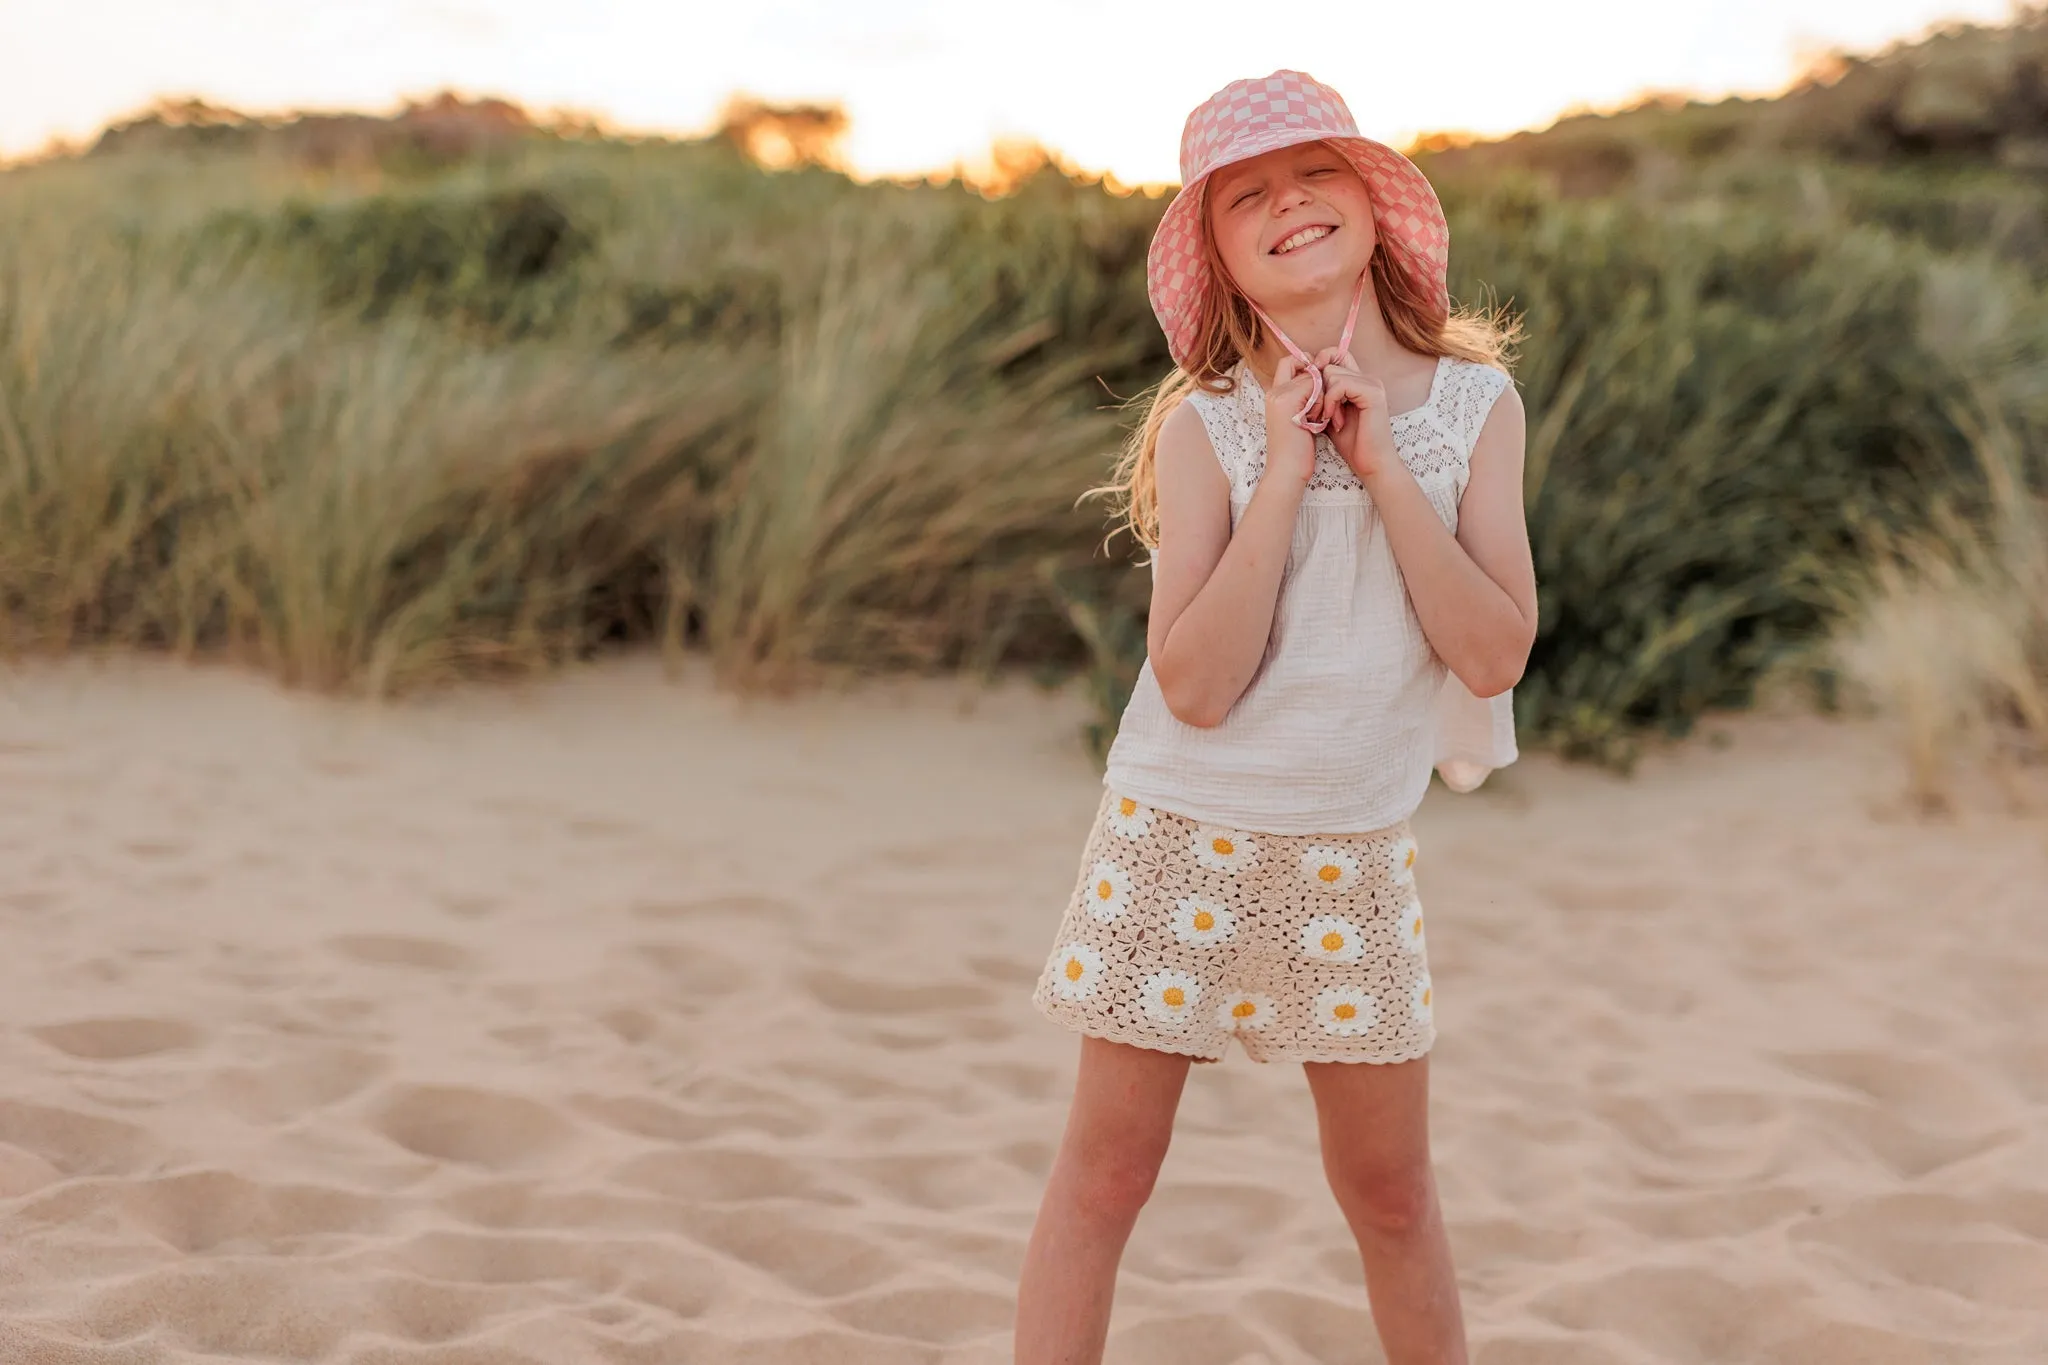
[[1205, 141, 1377, 315]]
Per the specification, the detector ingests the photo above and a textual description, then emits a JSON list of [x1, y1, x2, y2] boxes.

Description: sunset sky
[[0, 0, 2022, 181]]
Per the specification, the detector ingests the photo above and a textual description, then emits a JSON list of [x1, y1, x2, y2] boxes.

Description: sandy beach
[[0, 656, 2043, 1364]]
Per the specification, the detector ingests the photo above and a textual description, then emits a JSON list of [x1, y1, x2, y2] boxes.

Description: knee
[[1326, 1158, 1436, 1239], [1062, 1138, 1168, 1230]]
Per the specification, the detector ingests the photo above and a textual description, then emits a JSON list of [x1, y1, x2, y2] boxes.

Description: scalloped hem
[[1034, 999, 1228, 1062], [1035, 996, 1433, 1067], [1247, 1039, 1434, 1066]]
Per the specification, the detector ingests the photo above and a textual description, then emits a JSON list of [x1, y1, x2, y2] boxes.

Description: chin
[[1262, 254, 1369, 304]]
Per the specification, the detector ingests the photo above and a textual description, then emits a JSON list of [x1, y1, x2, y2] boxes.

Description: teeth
[[1275, 225, 1332, 254]]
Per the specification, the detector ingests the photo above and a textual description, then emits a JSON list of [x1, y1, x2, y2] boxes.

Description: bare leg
[[1014, 1036, 1193, 1364], [1304, 1056, 1467, 1365]]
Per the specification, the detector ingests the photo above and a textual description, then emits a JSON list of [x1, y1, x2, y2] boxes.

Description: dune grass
[[2, 128, 2044, 767], [1833, 398, 2048, 805]]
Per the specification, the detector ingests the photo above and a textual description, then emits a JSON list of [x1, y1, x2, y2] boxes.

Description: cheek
[[1210, 211, 1268, 283], [1337, 188, 1379, 250]]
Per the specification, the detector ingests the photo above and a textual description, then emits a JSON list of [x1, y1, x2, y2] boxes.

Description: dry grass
[[1833, 407, 2048, 807], [4, 124, 2046, 764]]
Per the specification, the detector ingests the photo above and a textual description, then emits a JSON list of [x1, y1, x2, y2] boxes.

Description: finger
[[1273, 356, 1302, 385], [1315, 389, 1347, 430], [1310, 347, 1359, 373], [1322, 376, 1371, 411]]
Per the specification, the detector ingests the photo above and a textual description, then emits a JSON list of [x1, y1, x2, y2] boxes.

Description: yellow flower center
[[1232, 1000, 1257, 1019], [1421, 987, 1432, 1007], [1211, 837, 1234, 857], [1192, 910, 1214, 931], [1333, 1002, 1357, 1020], [1119, 798, 1137, 817], [1404, 847, 1417, 870], [1318, 863, 1342, 883], [1321, 931, 1345, 952], [1065, 958, 1085, 982], [1162, 986, 1185, 1008], [1411, 916, 1424, 937], [1097, 879, 1113, 900]]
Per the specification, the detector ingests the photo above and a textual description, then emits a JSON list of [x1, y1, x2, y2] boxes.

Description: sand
[[0, 655, 2043, 1365]]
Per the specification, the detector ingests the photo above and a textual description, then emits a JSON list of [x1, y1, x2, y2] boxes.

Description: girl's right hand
[[1262, 356, 1319, 489]]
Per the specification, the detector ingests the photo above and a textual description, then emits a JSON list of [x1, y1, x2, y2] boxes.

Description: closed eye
[[1231, 188, 1259, 208]]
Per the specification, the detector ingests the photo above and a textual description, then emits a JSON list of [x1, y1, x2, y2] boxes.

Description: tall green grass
[[2, 135, 2043, 763]]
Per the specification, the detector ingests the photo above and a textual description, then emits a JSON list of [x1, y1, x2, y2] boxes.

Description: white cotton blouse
[[1103, 355, 1519, 835]]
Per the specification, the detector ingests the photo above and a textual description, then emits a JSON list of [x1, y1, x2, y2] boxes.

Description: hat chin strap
[[1249, 271, 1367, 435]]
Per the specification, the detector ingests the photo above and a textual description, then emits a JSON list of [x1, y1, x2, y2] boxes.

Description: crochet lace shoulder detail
[[1435, 360, 1512, 457], [1210, 359, 1511, 503], [1182, 381, 1262, 500]]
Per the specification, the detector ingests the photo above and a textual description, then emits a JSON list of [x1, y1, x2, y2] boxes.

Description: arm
[[1147, 365, 1320, 728], [1318, 361, 1537, 698]]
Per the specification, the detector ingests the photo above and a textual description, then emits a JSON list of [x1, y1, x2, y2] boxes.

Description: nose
[[1273, 175, 1315, 213]]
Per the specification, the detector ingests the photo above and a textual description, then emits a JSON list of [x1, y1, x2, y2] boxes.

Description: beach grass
[[3, 87, 2044, 765]]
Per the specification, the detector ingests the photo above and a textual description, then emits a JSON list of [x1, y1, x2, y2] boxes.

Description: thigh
[[1059, 1035, 1193, 1165], [1302, 1055, 1433, 1166]]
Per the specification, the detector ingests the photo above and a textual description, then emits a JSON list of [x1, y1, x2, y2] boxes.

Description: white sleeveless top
[[1103, 355, 1518, 835]]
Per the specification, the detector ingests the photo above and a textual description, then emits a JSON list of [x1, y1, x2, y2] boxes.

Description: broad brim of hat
[[1147, 130, 1450, 371]]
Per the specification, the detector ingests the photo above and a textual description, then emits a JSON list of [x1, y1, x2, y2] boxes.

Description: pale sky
[[0, 0, 2023, 181]]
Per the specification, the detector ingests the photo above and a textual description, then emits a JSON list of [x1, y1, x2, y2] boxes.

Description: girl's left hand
[[1312, 348, 1397, 482]]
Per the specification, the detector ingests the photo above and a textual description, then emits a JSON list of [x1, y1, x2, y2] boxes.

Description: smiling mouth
[[1272, 224, 1336, 255]]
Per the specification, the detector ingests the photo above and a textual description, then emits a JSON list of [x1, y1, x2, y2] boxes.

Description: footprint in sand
[[31, 1016, 201, 1060], [327, 934, 470, 971], [0, 1099, 153, 1177], [1793, 1190, 2048, 1312], [118, 1169, 382, 1253], [371, 1084, 576, 1169], [676, 1205, 903, 1297], [595, 1006, 658, 1044]]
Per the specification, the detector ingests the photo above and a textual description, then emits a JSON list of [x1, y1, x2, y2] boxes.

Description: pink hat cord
[[1249, 272, 1366, 434]]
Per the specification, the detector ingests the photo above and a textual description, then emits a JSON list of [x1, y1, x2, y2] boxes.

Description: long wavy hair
[[1101, 175, 1520, 551]]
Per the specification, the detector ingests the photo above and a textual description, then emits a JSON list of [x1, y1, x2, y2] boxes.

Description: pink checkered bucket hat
[[1147, 70, 1451, 371]]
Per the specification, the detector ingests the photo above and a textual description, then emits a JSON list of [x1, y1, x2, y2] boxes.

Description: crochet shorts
[[1032, 789, 1435, 1064]]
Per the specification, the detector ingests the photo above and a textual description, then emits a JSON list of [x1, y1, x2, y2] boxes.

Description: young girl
[[1018, 72, 1535, 1364]]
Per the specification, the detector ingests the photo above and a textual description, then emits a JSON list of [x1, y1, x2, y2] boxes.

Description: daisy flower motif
[[1086, 860, 1133, 923], [1316, 986, 1381, 1036], [1216, 993, 1275, 1032], [1300, 914, 1368, 964], [1140, 970, 1202, 1028], [1411, 972, 1434, 1026], [1047, 942, 1105, 1002], [1169, 896, 1236, 947], [1299, 845, 1362, 893], [1193, 827, 1258, 873], [1387, 833, 1420, 886], [1395, 897, 1426, 955], [1105, 795, 1156, 840]]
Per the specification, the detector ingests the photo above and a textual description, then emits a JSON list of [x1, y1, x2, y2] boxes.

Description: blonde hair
[[1102, 187, 1519, 551]]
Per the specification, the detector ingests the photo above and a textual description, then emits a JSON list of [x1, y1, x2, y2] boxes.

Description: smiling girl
[[1019, 72, 1535, 1364]]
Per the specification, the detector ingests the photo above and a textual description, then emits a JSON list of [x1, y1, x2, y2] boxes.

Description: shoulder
[[1159, 392, 1215, 457], [1442, 356, 1513, 399], [1437, 359, 1518, 445], [1467, 370, 1524, 467], [1156, 395, 1228, 487]]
